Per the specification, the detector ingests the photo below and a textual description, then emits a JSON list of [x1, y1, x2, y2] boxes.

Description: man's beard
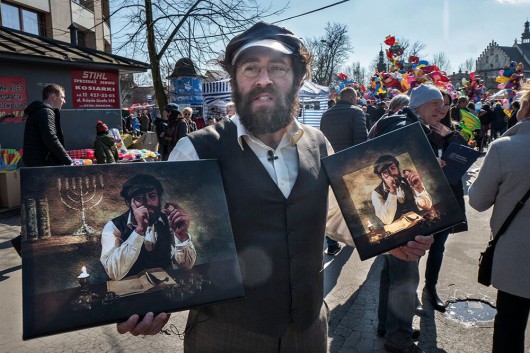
[[148, 209, 161, 224], [233, 83, 299, 135]]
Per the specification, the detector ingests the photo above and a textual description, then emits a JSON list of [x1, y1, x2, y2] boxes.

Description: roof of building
[[168, 58, 202, 78], [203, 70, 228, 82], [0, 26, 149, 74], [497, 45, 530, 68]]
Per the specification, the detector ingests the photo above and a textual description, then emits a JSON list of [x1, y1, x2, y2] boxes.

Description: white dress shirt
[[100, 212, 196, 280]]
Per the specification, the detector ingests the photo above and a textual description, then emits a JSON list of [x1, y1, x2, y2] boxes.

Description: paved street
[[0, 157, 528, 352]]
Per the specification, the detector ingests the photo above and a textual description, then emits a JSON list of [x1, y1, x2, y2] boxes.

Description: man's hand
[[117, 312, 170, 336], [402, 169, 425, 193], [162, 202, 190, 242], [389, 235, 434, 261], [382, 174, 397, 194], [131, 201, 149, 235]]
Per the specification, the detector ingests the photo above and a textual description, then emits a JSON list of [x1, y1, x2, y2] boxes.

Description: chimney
[[68, 23, 79, 47]]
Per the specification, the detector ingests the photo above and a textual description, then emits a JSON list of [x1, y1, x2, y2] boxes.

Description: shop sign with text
[[0, 77, 27, 124], [71, 70, 119, 109]]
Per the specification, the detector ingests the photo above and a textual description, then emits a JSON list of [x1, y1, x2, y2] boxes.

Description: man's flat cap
[[225, 22, 304, 65], [165, 103, 180, 112]]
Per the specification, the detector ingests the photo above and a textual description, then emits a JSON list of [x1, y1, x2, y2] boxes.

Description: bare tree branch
[[431, 52, 452, 73], [396, 37, 426, 59], [109, 0, 288, 111], [458, 57, 475, 73], [306, 22, 353, 86]]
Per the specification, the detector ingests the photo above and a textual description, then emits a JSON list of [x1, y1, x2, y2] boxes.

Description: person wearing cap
[[100, 174, 196, 281], [370, 84, 468, 353], [162, 103, 188, 159], [117, 22, 432, 352], [371, 154, 432, 226], [93, 120, 119, 164]]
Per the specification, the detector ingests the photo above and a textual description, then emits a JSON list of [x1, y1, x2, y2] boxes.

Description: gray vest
[[188, 120, 329, 337]]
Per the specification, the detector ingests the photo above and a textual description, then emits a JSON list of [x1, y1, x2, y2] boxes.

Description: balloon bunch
[[495, 61, 524, 91], [384, 36, 404, 65], [364, 35, 454, 101], [332, 72, 366, 100], [460, 72, 485, 102]]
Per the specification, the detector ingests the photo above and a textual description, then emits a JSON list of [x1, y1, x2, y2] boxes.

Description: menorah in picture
[[58, 175, 104, 237]]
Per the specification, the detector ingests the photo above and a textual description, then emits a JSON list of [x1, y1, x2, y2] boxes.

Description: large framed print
[[21, 160, 243, 339], [323, 123, 465, 260]]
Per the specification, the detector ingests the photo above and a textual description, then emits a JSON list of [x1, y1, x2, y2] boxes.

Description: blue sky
[[268, 0, 530, 74]]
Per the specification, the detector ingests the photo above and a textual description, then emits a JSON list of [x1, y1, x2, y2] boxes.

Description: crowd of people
[[17, 21, 529, 353], [356, 93, 519, 155]]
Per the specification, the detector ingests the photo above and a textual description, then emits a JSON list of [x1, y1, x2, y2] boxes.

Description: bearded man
[[100, 174, 196, 281], [371, 155, 432, 226], [117, 22, 433, 353]]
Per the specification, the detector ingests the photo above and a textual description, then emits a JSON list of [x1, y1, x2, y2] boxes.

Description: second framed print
[[323, 123, 465, 260]]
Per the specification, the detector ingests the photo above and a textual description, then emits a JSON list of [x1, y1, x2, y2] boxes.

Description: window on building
[[1, 2, 44, 36], [72, 0, 95, 12]]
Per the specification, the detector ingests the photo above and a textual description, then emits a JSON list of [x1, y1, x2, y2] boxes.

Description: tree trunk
[[145, 0, 168, 112]]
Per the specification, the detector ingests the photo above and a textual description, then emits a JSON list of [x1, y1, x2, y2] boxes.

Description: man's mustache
[[247, 86, 278, 100]]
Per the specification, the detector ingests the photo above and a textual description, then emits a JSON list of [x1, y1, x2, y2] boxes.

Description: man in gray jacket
[[320, 86, 368, 152]]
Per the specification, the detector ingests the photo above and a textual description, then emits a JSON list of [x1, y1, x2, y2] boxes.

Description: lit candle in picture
[[78, 266, 90, 279], [367, 220, 374, 232]]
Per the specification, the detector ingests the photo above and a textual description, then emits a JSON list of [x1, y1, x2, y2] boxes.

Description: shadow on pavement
[[418, 305, 448, 353], [0, 238, 17, 250], [0, 264, 21, 282], [323, 245, 354, 297], [326, 254, 449, 353], [327, 255, 384, 352]]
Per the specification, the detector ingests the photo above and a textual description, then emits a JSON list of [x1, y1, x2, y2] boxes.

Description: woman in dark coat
[[163, 103, 188, 158]]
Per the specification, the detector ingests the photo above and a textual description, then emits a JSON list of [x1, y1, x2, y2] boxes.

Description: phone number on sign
[[76, 93, 116, 99]]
